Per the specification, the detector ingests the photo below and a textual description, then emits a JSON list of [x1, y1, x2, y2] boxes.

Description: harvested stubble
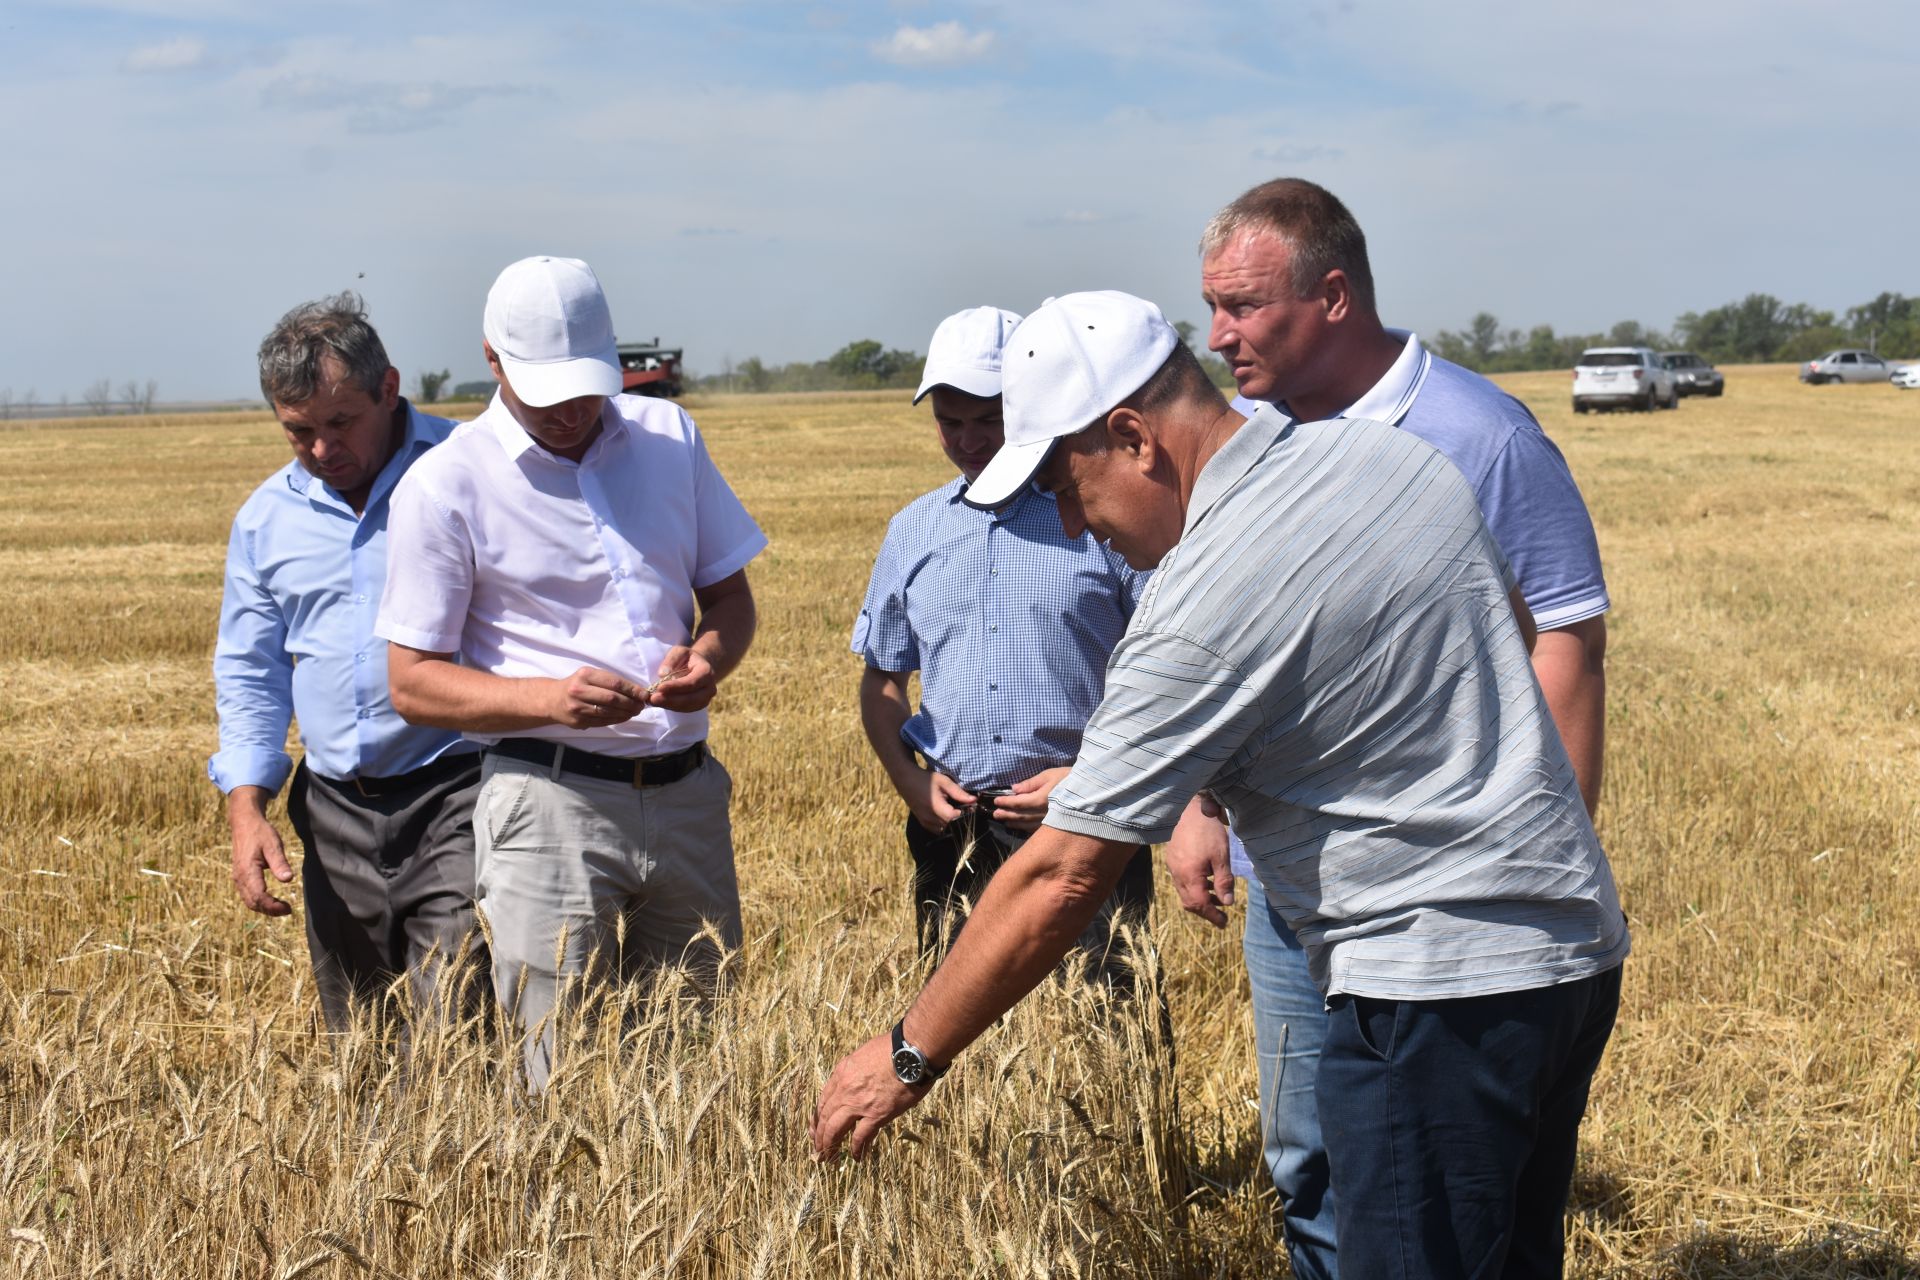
[[0, 371, 1916, 1278]]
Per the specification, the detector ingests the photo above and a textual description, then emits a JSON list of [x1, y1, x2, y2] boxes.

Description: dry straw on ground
[[1, 367, 1916, 1277]]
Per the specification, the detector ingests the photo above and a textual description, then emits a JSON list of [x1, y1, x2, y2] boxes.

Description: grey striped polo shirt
[[1047, 406, 1628, 1000]]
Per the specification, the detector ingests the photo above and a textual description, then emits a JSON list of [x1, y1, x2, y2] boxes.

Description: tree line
[[1432, 291, 1920, 374], [686, 329, 1240, 396]]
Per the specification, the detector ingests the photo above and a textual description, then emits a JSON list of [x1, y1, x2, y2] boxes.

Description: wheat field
[[0, 365, 1916, 1278]]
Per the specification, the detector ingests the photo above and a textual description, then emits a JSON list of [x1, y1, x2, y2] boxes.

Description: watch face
[[892, 1047, 926, 1084]]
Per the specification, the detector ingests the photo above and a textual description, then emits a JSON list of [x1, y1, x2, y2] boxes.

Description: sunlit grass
[[1, 371, 1916, 1275]]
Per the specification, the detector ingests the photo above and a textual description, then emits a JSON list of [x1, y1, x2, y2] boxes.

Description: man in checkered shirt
[[852, 306, 1156, 984]]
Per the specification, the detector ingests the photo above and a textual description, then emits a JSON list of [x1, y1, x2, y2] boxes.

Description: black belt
[[315, 750, 481, 800], [486, 738, 708, 788]]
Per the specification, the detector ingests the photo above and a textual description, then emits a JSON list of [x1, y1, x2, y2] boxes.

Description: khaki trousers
[[474, 750, 742, 1092]]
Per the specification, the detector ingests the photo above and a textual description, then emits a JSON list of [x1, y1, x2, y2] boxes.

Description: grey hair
[[257, 291, 392, 405], [1197, 177, 1377, 315]]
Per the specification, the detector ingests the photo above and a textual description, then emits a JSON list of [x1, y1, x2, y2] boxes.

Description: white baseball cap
[[483, 256, 623, 407], [913, 306, 1023, 404], [962, 290, 1180, 511]]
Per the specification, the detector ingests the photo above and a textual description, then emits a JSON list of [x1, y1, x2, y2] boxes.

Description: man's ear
[[1321, 268, 1352, 324], [379, 365, 402, 406], [1105, 406, 1156, 473], [483, 340, 505, 383]]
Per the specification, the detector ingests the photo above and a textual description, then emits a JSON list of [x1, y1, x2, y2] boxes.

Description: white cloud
[[122, 35, 208, 72], [871, 21, 994, 67]]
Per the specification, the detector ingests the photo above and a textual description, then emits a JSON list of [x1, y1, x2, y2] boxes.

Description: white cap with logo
[[483, 256, 624, 407], [913, 306, 1024, 404], [961, 290, 1180, 511]]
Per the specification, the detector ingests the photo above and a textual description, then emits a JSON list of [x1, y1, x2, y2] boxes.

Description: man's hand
[[644, 646, 718, 713], [907, 770, 976, 835], [811, 1031, 927, 1160], [228, 789, 294, 917], [551, 666, 647, 728], [1165, 794, 1234, 928], [992, 765, 1071, 833]]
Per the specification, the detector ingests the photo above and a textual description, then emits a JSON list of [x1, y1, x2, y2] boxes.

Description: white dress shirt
[[376, 393, 766, 757]]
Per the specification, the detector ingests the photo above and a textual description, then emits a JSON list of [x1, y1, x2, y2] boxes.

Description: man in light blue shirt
[[853, 306, 1154, 978], [210, 293, 483, 1035]]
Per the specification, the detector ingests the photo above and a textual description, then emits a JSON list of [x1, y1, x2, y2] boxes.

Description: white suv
[[1572, 347, 1678, 413]]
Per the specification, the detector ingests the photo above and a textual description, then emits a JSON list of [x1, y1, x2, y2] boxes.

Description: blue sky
[[3, 0, 1915, 400]]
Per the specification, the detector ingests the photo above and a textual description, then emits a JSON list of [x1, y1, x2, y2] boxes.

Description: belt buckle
[[631, 757, 648, 789]]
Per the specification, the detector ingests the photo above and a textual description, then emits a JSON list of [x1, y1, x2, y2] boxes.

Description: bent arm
[[387, 645, 571, 732], [1532, 615, 1606, 815], [859, 666, 924, 797], [689, 569, 756, 684]]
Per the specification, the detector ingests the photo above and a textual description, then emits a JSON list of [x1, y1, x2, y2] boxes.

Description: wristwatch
[[890, 1020, 946, 1089]]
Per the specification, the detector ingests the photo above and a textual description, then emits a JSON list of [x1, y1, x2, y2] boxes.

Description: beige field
[[1, 365, 1916, 1278]]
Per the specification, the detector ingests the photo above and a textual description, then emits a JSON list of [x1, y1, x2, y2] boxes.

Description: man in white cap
[[812, 291, 1628, 1279], [377, 255, 766, 1090], [852, 306, 1154, 979]]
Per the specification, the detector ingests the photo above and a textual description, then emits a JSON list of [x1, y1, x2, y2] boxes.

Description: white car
[[1572, 347, 1678, 413], [1893, 363, 1920, 390]]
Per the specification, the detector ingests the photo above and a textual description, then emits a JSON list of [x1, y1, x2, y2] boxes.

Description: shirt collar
[[1185, 403, 1291, 535], [948, 475, 1052, 515], [1339, 329, 1430, 426], [284, 398, 433, 509], [1262, 328, 1430, 428], [477, 392, 624, 464]]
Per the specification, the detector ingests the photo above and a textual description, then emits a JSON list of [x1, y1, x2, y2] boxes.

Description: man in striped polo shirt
[[813, 290, 1628, 1279]]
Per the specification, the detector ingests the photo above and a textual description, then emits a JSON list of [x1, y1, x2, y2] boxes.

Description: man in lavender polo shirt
[[1171, 178, 1612, 1278]]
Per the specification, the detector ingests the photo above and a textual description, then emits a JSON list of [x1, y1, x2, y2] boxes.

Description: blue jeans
[[1243, 877, 1339, 1280], [1316, 966, 1623, 1279]]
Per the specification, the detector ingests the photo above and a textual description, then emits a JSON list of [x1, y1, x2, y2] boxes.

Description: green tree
[[417, 369, 451, 403], [1467, 313, 1502, 369]]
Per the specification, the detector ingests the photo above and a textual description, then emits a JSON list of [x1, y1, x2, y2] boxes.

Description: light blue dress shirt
[[209, 403, 471, 793], [852, 478, 1145, 792]]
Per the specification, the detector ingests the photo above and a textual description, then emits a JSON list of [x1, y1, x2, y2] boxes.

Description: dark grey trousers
[[287, 756, 488, 1033]]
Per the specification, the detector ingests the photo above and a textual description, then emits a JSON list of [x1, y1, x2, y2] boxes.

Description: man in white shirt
[[377, 256, 766, 1090]]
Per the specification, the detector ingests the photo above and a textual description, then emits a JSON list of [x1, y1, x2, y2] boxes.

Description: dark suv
[[1660, 352, 1724, 398]]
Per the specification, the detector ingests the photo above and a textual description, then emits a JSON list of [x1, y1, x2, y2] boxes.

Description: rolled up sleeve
[[850, 520, 919, 673], [208, 520, 295, 795]]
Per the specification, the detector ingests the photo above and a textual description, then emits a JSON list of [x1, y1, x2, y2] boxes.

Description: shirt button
[[989, 567, 998, 576], [993, 735, 1003, 743], [989, 624, 999, 632], [355, 653, 366, 663], [989, 682, 998, 691]]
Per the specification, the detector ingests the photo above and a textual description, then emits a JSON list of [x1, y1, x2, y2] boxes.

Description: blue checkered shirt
[[853, 478, 1145, 792]]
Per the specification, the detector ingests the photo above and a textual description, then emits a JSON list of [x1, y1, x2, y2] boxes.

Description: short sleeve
[[1046, 625, 1263, 844], [851, 518, 920, 674], [375, 469, 474, 654], [687, 418, 767, 588], [1477, 425, 1609, 630]]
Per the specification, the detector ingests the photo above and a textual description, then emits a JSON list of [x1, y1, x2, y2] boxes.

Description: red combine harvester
[[616, 339, 684, 398]]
